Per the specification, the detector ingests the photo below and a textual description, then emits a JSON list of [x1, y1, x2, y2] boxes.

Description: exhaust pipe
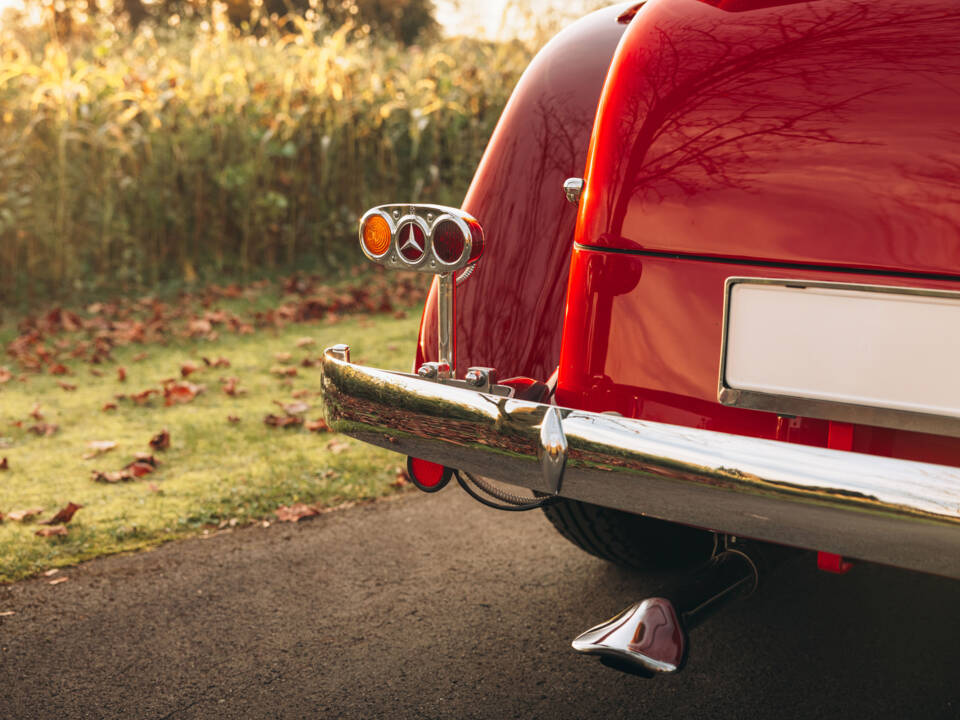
[[572, 539, 802, 674]]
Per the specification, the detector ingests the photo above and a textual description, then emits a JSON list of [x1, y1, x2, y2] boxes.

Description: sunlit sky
[[0, 0, 603, 37]]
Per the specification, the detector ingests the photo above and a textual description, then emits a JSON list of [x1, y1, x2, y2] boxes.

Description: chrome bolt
[[417, 364, 438, 379], [465, 370, 485, 387]]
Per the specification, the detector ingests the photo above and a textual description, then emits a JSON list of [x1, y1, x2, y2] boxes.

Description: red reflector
[[407, 456, 452, 493], [817, 552, 853, 574], [432, 220, 465, 264]]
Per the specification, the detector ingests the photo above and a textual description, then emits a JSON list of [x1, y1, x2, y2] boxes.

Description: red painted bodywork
[[578, 0, 960, 275], [416, 3, 631, 381], [417, 0, 960, 473]]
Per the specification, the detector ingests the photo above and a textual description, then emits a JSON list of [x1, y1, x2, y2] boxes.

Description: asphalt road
[[1, 488, 958, 719]]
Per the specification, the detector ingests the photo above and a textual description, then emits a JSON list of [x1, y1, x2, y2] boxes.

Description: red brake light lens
[[432, 220, 465, 264]]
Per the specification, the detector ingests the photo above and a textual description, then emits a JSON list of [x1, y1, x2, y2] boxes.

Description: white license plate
[[719, 279, 960, 435]]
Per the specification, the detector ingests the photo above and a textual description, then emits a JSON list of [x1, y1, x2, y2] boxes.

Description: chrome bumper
[[320, 346, 960, 579]]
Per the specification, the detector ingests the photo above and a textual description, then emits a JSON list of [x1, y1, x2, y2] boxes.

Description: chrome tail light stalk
[[358, 204, 484, 380]]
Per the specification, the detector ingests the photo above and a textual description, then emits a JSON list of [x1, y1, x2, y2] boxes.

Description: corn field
[[0, 16, 534, 305]]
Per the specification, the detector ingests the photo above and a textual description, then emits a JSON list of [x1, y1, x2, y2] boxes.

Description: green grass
[[0, 307, 421, 582]]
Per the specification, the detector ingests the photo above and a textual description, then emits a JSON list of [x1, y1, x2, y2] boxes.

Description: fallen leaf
[[270, 366, 297, 377], [221, 377, 245, 396], [91, 469, 131, 483], [102, 402, 118, 412], [47, 572, 69, 580], [326, 439, 350, 454], [0, 457, 7, 470], [295, 337, 316, 348], [180, 361, 199, 377], [48, 363, 70, 376], [300, 357, 320, 368], [227, 415, 241, 424], [275, 503, 319, 523], [130, 388, 158, 405], [90, 368, 104, 377], [126, 461, 155, 478], [28, 423, 58, 437], [393, 310, 407, 319], [117, 366, 127, 382], [149, 429, 170, 451], [274, 400, 309, 415], [8, 507, 44, 522], [392, 466, 410, 488], [57, 381, 77, 391], [44, 568, 59, 576], [132, 352, 148, 362], [28, 403, 43, 420], [0, 368, 12, 384], [274, 352, 293, 363], [147, 482, 161, 492], [41, 502, 82, 525], [263, 414, 304, 429], [82, 440, 117, 459], [305, 418, 331, 433], [202, 356, 231, 368], [162, 381, 204, 406], [291, 389, 311, 399], [0, 611, 15, 616]]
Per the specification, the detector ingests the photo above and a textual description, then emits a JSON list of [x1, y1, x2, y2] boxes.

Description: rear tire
[[542, 498, 716, 571]]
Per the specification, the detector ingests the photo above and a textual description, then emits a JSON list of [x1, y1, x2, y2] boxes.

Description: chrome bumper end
[[320, 346, 960, 579]]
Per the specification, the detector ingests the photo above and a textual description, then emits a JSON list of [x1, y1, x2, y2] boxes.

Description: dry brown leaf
[[263, 414, 303, 429], [300, 357, 320, 368], [0, 610, 15, 616], [0, 368, 12, 384], [270, 366, 297, 378], [202, 356, 231, 368], [392, 466, 410, 488], [48, 363, 70, 376], [117, 366, 127, 382], [46, 571, 69, 579], [91, 469, 127, 483], [274, 400, 309, 416], [28, 403, 43, 421], [82, 440, 117, 460], [274, 352, 293, 364], [28, 423, 58, 437], [0, 457, 7, 470], [163, 381, 204, 406], [130, 388, 158, 405], [102, 402, 118, 412], [132, 352, 148, 362], [295, 337, 316, 348], [57, 381, 77, 391], [149, 429, 170, 451], [89, 368, 104, 377], [275, 503, 319, 523], [180, 361, 199, 377], [41, 502, 82, 525], [291, 389, 311, 399], [326, 439, 350, 454], [8, 507, 44, 522], [126, 461, 155, 478], [305, 418, 331, 433], [221, 377, 245, 396], [226, 415, 241, 424]]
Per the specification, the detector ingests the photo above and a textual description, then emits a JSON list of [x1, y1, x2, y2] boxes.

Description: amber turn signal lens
[[361, 215, 391, 256]]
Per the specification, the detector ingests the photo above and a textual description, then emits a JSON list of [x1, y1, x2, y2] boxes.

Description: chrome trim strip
[[718, 277, 960, 437], [321, 346, 960, 579]]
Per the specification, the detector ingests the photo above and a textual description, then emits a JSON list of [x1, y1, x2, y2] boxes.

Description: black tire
[[542, 498, 716, 571]]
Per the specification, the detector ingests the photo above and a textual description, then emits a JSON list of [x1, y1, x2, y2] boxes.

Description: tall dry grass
[[0, 14, 534, 304]]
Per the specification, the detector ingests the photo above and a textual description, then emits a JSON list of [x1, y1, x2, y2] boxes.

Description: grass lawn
[[0, 302, 421, 583]]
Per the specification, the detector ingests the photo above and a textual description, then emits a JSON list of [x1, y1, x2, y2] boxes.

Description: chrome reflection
[[320, 346, 960, 579]]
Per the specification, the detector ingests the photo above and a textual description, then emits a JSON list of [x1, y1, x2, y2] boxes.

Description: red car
[[321, 0, 960, 674]]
